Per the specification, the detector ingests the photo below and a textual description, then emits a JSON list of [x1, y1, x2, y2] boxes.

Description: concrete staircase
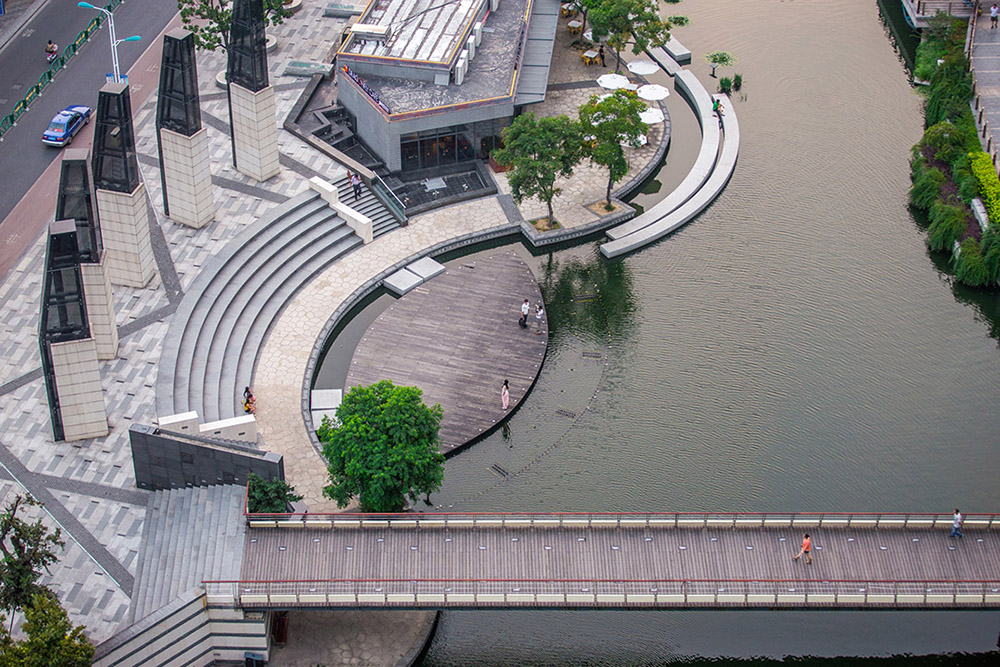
[[157, 187, 398, 422], [332, 173, 401, 238], [129, 484, 246, 624]]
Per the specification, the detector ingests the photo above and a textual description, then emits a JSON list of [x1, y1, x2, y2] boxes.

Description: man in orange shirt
[[793, 533, 812, 564]]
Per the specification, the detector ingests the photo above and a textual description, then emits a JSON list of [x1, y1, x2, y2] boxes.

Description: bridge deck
[[229, 519, 1000, 608]]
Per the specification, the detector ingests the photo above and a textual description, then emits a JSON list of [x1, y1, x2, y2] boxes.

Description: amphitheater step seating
[[129, 484, 246, 624], [158, 184, 400, 422]]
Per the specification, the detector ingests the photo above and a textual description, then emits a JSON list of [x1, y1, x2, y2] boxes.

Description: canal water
[[411, 0, 1000, 663]]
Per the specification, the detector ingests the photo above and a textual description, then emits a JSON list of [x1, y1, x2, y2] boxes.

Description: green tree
[[588, 0, 680, 72], [0, 593, 93, 667], [493, 113, 584, 224], [0, 495, 64, 618], [318, 380, 445, 512], [177, 0, 292, 53], [579, 89, 648, 208], [246, 472, 303, 513], [705, 51, 736, 78]]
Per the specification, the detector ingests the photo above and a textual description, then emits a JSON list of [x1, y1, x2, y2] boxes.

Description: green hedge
[[969, 151, 1000, 222]]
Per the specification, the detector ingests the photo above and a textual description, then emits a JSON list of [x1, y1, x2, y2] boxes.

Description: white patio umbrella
[[639, 108, 665, 124], [637, 84, 670, 101], [597, 73, 631, 90], [626, 59, 659, 76]]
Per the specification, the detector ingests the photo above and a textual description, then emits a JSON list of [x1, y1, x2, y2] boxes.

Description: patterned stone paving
[[0, 0, 672, 654]]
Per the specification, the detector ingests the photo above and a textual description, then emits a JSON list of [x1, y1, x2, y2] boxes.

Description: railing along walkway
[[208, 512, 1000, 610]]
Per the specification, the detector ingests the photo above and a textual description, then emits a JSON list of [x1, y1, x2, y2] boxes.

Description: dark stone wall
[[129, 423, 284, 490]]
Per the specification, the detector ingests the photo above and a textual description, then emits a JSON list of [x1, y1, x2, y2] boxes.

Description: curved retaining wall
[[605, 68, 721, 241], [601, 93, 739, 258]]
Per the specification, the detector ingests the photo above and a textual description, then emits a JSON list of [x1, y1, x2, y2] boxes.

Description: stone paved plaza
[[0, 0, 669, 656]]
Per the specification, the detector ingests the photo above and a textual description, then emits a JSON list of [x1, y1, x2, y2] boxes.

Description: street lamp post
[[77, 2, 141, 84]]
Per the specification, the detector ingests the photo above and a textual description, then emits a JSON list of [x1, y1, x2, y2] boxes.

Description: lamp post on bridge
[[77, 2, 141, 84]]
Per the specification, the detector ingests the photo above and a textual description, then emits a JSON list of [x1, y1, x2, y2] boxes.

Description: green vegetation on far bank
[[909, 13, 1000, 287]]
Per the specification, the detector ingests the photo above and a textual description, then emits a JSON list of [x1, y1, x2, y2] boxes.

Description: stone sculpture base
[[160, 127, 216, 228], [230, 82, 280, 182], [51, 337, 108, 441], [97, 183, 156, 287], [80, 250, 119, 359]]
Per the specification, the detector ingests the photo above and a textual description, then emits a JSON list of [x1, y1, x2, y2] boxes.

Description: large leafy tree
[[0, 495, 64, 618], [0, 592, 93, 667], [493, 113, 584, 224], [319, 380, 445, 512], [588, 0, 678, 72], [177, 0, 292, 53], [579, 90, 647, 208]]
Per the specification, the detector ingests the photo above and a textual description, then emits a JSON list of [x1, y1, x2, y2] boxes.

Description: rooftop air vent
[[350, 23, 392, 41]]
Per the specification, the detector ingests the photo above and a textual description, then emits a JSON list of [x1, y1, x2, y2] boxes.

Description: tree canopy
[[579, 90, 648, 208], [0, 495, 64, 618], [493, 112, 584, 224], [177, 0, 291, 53], [246, 472, 303, 513], [0, 593, 93, 667], [588, 0, 678, 71], [318, 380, 445, 512]]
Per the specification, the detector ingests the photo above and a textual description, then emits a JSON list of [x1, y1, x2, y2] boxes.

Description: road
[[0, 0, 179, 278]]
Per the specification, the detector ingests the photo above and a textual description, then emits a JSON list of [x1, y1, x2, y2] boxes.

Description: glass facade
[[399, 118, 510, 172], [227, 0, 269, 93], [55, 154, 102, 263], [157, 30, 202, 137]]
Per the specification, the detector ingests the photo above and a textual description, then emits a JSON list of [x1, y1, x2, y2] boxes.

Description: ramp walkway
[[204, 512, 1000, 610]]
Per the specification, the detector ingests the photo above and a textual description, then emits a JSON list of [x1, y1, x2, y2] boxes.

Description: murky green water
[[320, 0, 1000, 662]]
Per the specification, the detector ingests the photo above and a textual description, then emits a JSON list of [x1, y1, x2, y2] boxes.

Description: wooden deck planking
[[242, 525, 999, 592], [347, 251, 547, 454]]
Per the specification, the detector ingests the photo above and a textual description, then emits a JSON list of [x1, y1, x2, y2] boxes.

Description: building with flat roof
[[336, 0, 558, 173]]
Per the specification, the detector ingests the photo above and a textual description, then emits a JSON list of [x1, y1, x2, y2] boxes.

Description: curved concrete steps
[[605, 68, 721, 241], [158, 192, 366, 422], [601, 92, 739, 258]]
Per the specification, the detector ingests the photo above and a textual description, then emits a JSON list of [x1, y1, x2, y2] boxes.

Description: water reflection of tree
[[538, 246, 637, 340], [952, 281, 1000, 347]]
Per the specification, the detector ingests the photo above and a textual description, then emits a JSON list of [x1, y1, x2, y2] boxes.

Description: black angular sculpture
[[92, 81, 156, 287], [92, 82, 140, 193], [39, 220, 107, 441], [156, 29, 215, 226], [56, 149, 102, 263], [225, 0, 279, 180], [227, 0, 269, 93], [55, 150, 118, 360]]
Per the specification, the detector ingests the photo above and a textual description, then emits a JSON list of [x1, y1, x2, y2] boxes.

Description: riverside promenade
[[0, 0, 675, 659]]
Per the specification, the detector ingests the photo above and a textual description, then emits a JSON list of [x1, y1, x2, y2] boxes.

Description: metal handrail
[[368, 172, 407, 223], [244, 510, 1000, 529], [200, 578, 1000, 608], [0, 1, 122, 141]]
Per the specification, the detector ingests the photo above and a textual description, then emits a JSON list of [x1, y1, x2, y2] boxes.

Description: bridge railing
[[245, 511, 1000, 530], [202, 578, 1000, 609]]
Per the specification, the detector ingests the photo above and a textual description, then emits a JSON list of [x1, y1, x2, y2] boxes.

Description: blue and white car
[[41, 105, 92, 147]]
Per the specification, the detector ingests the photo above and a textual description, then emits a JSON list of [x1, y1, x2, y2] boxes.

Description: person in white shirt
[[991, 5, 999, 30], [950, 509, 963, 539]]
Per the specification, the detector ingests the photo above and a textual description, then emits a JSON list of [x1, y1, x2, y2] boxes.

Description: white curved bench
[[600, 93, 739, 258], [605, 68, 720, 241]]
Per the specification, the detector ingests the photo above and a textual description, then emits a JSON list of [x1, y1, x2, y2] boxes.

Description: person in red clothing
[[793, 533, 812, 564]]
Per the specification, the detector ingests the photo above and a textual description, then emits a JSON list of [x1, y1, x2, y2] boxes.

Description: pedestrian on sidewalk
[[951, 509, 964, 539], [991, 4, 998, 29], [501, 379, 510, 410], [520, 298, 530, 328], [535, 303, 545, 335], [792, 532, 812, 564], [599, 45, 606, 67], [349, 172, 362, 201]]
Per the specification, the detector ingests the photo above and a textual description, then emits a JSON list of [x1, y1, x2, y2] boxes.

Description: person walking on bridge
[[951, 509, 964, 539], [793, 532, 812, 564]]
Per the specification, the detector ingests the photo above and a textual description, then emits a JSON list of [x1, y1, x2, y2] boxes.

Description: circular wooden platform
[[347, 250, 547, 454]]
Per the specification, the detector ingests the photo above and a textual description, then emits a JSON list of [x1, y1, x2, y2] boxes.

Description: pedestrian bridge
[[204, 512, 1000, 611]]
